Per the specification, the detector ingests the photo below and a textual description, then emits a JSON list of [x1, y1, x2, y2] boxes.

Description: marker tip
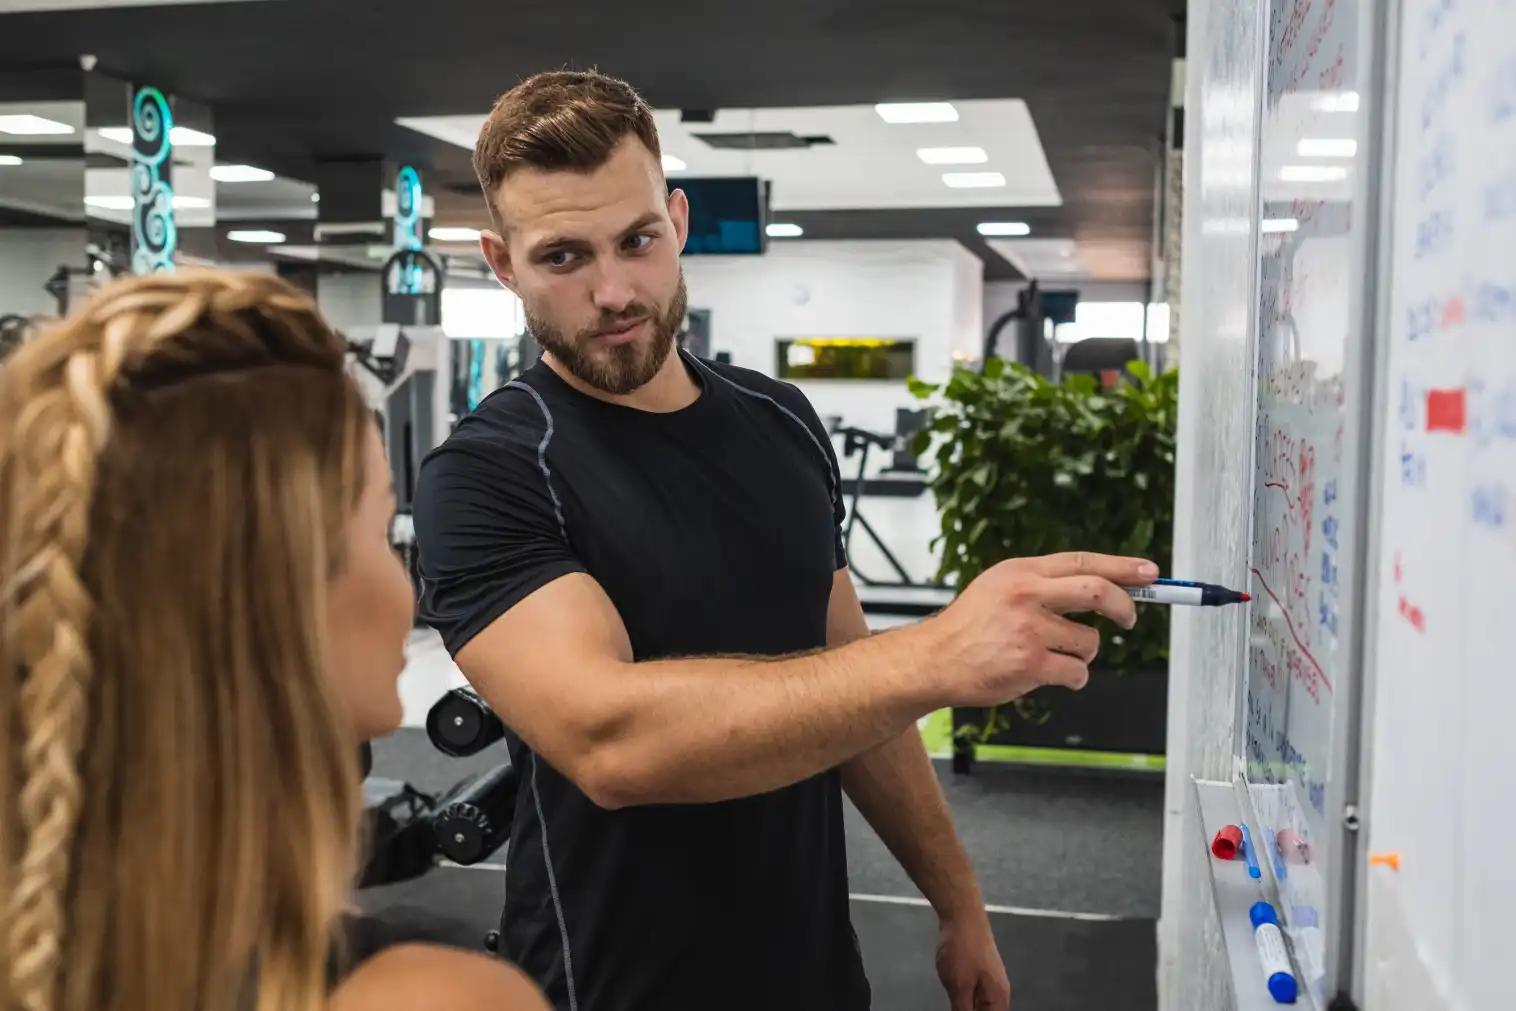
[[1241, 593, 1252, 602]]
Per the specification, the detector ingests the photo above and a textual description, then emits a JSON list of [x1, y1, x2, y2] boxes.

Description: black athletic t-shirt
[[412, 350, 870, 1011]]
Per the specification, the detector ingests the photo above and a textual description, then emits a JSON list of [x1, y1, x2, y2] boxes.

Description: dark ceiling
[[0, 0, 1183, 281]]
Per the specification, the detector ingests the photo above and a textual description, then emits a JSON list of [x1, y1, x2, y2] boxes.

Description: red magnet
[[1212, 825, 1243, 860]]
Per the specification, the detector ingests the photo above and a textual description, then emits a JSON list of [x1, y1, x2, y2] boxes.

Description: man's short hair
[[473, 70, 663, 226]]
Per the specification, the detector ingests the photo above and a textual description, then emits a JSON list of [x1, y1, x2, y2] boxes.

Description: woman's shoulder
[[330, 940, 548, 1011]]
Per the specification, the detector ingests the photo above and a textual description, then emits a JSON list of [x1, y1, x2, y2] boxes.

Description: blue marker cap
[[1250, 901, 1279, 928], [1267, 971, 1299, 1003]]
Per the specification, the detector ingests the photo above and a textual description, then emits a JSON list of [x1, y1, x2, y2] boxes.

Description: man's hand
[[924, 551, 1157, 708], [936, 912, 1011, 1011]]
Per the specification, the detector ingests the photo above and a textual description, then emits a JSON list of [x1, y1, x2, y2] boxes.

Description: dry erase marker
[[1249, 902, 1300, 1004], [1128, 578, 1251, 606]]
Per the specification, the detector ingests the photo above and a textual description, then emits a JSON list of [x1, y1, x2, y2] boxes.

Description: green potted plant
[[908, 357, 1178, 764]]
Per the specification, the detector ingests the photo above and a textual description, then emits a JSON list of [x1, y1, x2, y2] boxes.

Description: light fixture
[[227, 229, 286, 244], [0, 115, 74, 136], [875, 102, 959, 124], [1262, 218, 1301, 233], [766, 223, 803, 238], [210, 164, 275, 183], [943, 171, 1007, 189], [84, 196, 133, 210], [173, 196, 210, 209], [917, 146, 987, 165], [661, 154, 687, 172], [1279, 165, 1349, 182], [1297, 138, 1357, 158], [311, 192, 321, 203], [1312, 92, 1361, 112], [429, 226, 481, 242], [0, 155, 22, 166], [98, 125, 216, 146], [976, 221, 1031, 237]]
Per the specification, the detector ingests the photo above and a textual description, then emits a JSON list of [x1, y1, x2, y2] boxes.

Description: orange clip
[[1369, 852, 1401, 871]]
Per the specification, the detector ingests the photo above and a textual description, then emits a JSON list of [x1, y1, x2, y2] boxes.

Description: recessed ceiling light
[[976, 221, 1031, 236], [1296, 138, 1357, 157], [227, 229, 286, 244], [311, 192, 321, 203], [876, 102, 959, 124], [917, 146, 987, 165], [662, 154, 687, 172], [1262, 218, 1301, 233], [766, 223, 803, 238], [943, 171, 1006, 189], [0, 155, 22, 166], [210, 164, 275, 183], [0, 115, 74, 136], [98, 125, 216, 146], [1279, 165, 1349, 182], [84, 195, 133, 210], [429, 227, 481, 242], [1312, 92, 1360, 112], [173, 196, 210, 209]]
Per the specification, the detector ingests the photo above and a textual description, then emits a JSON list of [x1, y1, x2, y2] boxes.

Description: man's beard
[[526, 275, 689, 396]]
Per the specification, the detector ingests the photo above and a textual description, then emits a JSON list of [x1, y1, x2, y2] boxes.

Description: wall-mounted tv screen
[[671, 177, 770, 255]]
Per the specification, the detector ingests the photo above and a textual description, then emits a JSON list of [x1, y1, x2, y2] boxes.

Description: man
[[412, 70, 1157, 1011]]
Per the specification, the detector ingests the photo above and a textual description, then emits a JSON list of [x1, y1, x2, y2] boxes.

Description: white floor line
[[437, 862, 1129, 922]]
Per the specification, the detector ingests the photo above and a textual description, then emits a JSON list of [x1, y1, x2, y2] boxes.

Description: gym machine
[[831, 409, 942, 593]]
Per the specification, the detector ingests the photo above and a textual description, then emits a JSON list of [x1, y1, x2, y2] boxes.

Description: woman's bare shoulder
[[329, 942, 550, 1011]]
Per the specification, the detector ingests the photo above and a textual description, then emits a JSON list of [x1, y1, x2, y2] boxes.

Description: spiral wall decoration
[[394, 165, 423, 252], [130, 86, 177, 275]]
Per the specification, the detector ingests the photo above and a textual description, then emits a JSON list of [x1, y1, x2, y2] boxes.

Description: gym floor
[[362, 629, 1163, 1011]]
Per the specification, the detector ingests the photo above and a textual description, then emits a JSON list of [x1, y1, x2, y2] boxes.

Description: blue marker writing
[[1127, 578, 1252, 607], [1249, 902, 1300, 1004], [1241, 824, 1262, 879]]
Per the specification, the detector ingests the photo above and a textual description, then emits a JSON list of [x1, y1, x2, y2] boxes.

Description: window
[[775, 338, 916, 380]]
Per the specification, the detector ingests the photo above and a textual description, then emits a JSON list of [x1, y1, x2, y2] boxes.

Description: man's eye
[[625, 234, 653, 251]]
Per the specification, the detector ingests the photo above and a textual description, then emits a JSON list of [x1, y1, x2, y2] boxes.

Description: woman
[[0, 271, 547, 1011]]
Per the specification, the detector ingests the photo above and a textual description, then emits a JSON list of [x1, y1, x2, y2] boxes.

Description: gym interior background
[[0, 2, 1187, 1009]]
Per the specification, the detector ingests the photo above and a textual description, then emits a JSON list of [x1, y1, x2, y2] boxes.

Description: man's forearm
[[842, 729, 984, 922], [566, 622, 951, 808]]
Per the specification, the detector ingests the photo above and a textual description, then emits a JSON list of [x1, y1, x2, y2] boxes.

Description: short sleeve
[[776, 382, 849, 571], [411, 434, 587, 656]]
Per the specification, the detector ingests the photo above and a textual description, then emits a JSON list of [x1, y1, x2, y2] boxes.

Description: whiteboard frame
[[1344, 0, 1405, 1000]]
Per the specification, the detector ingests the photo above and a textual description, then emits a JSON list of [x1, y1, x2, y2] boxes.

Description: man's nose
[[590, 261, 637, 314]]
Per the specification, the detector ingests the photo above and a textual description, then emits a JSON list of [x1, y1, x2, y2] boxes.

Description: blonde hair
[[0, 271, 374, 1011]]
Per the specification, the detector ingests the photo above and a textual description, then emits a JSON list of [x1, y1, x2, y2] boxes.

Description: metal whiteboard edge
[[1345, 0, 1405, 999], [1196, 779, 1306, 1011]]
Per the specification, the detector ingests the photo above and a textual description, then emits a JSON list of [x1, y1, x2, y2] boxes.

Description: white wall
[[316, 270, 381, 331], [682, 239, 982, 587], [683, 239, 981, 435], [0, 229, 87, 318]]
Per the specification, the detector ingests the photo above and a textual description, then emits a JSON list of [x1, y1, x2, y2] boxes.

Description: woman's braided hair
[[0, 270, 370, 1011]]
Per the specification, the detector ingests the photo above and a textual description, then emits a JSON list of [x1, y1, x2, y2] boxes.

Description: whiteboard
[[1242, 0, 1375, 1005], [1361, 1, 1516, 1008]]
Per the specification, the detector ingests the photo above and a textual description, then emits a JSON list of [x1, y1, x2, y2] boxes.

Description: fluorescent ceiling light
[[1279, 165, 1349, 182], [766, 223, 803, 238], [943, 171, 1007, 189], [1297, 138, 1357, 158], [1312, 92, 1360, 112], [227, 229, 286, 244], [311, 192, 321, 202], [1262, 218, 1301, 233], [429, 227, 481, 242], [210, 164, 274, 183], [0, 155, 22, 166], [976, 221, 1031, 237], [173, 196, 210, 209], [875, 102, 959, 124], [661, 154, 687, 172], [0, 114, 74, 136], [917, 146, 987, 165], [98, 126, 216, 146]]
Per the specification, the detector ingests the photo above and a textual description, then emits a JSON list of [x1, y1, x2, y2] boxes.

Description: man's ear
[[480, 229, 519, 295], [667, 188, 689, 254]]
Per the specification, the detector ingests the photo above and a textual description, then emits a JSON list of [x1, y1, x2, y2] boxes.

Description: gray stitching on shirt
[[504, 380, 570, 544]]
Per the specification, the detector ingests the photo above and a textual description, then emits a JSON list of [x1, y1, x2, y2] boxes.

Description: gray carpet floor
[[363, 728, 1164, 1010]]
